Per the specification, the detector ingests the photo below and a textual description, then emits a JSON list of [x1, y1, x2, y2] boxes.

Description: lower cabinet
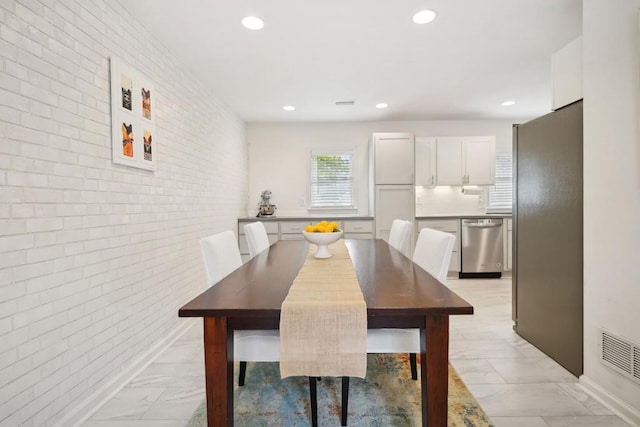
[[374, 184, 415, 245], [342, 220, 374, 239], [416, 219, 460, 274], [279, 221, 312, 240], [238, 221, 279, 262], [238, 219, 374, 263], [237, 218, 508, 271]]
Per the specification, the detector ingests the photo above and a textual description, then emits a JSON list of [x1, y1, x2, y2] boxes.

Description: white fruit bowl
[[302, 230, 343, 258]]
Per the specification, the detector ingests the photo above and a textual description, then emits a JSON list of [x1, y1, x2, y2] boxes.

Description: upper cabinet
[[464, 136, 496, 185], [551, 36, 582, 110], [373, 132, 414, 184], [436, 136, 495, 186], [415, 137, 437, 187], [434, 137, 464, 185]]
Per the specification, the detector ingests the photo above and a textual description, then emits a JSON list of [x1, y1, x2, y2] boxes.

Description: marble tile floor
[[81, 278, 631, 427], [446, 279, 630, 427]]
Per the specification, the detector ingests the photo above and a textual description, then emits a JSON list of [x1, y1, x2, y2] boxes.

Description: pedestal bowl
[[302, 230, 343, 258]]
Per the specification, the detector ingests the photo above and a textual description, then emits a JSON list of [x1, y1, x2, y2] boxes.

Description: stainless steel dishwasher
[[460, 218, 503, 278]]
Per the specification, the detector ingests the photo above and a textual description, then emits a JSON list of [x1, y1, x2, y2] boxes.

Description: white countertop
[[416, 213, 511, 219], [239, 213, 511, 222]]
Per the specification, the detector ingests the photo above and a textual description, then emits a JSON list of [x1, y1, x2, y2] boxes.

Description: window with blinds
[[310, 151, 355, 208], [487, 153, 513, 212]]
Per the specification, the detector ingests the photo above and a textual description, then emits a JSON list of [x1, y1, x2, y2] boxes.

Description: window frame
[[308, 149, 357, 213], [486, 152, 513, 213]]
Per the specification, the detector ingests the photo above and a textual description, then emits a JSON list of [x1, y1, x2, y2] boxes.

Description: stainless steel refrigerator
[[513, 100, 583, 377]]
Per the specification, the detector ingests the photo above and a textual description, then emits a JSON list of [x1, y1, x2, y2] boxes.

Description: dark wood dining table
[[179, 239, 474, 427]]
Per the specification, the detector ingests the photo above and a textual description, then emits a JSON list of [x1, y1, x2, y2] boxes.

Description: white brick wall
[[0, 0, 248, 425]]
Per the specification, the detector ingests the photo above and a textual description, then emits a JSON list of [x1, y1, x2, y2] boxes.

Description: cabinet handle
[[431, 175, 434, 185]]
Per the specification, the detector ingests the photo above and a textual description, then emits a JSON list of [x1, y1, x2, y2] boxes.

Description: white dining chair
[[387, 219, 413, 257], [412, 227, 456, 284], [199, 230, 323, 426], [368, 227, 456, 373], [342, 227, 456, 424], [243, 221, 270, 259], [200, 230, 280, 372]]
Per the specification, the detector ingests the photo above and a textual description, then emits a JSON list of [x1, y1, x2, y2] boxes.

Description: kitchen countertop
[[238, 216, 374, 222], [416, 213, 511, 219], [239, 213, 510, 222]]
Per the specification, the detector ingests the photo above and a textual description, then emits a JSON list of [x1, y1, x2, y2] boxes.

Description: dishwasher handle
[[462, 219, 503, 228]]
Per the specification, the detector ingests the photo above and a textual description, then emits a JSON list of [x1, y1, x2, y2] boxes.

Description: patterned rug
[[186, 354, 493, 426]]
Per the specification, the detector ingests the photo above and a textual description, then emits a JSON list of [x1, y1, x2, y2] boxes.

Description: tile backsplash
[[415, 186, 486, 216]]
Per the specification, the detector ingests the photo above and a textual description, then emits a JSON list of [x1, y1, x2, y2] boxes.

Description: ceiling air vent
[[600, 329, 640, 384], [335, 100, 355, 106]]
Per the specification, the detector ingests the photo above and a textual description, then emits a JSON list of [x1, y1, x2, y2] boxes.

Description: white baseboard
[[53, 318, 198, 427], [580, 375, 640, 427]]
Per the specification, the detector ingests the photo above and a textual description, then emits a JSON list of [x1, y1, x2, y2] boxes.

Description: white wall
[[247, 120, 519, 217], [582, 0, 640, 423], [0, 1, 247, 425]]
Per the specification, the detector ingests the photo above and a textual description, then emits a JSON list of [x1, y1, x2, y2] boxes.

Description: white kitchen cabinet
[[238, 218, 373, 262], [436, 136, 495, 186], [552, 36, 582, 110], [279, 221, 311, 240], [373, 132, 415, 185], [238, 221, 279, 262], [415, 137, 437, 187], [416, 219, 460, 273], [375, 185, 415, 247], [342, 220, 374, 239], [464, 137, 496, 185], [434, 137, 464, 185]]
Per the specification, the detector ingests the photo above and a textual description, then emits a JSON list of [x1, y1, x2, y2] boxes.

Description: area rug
[[186, 354, 493, 426]]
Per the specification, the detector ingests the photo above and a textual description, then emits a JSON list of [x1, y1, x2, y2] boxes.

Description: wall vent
[[635, 346, 640, 382], [600, 329, 640, 384], [335, 100, 355, 106]]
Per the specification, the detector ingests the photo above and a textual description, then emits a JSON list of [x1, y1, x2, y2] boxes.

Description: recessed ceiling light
[[376, 103, 389, 109], [283, 105, 295, 111], [413, 9, 437, 24], [242, 16, 264, 30], [501, 100, 516, 106]]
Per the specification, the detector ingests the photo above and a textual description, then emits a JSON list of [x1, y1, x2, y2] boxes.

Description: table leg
[[204, 317, 234, 427], [422, 314, 449, 427]]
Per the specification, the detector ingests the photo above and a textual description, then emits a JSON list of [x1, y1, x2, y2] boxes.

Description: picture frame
[[109, 56, 157, 171]]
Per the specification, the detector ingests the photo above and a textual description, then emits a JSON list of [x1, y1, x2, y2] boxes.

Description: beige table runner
[[280, 239, 367, 378]]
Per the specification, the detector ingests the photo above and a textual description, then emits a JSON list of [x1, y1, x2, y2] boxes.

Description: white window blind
[[488, 153, 513, 211], [310, 152, 354, 208]]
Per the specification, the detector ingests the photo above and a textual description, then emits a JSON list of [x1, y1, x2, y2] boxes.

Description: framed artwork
[[110, 57, 157, 171]]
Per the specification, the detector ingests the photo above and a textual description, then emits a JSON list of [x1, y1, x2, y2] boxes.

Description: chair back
[[199, 230, 243, 287], [388, 219, 413, 256], [244, 221, 270, 259], [412, 227, 456, 283]]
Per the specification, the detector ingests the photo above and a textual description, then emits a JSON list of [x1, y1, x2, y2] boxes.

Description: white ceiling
[[123, 0, 582, 123]]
